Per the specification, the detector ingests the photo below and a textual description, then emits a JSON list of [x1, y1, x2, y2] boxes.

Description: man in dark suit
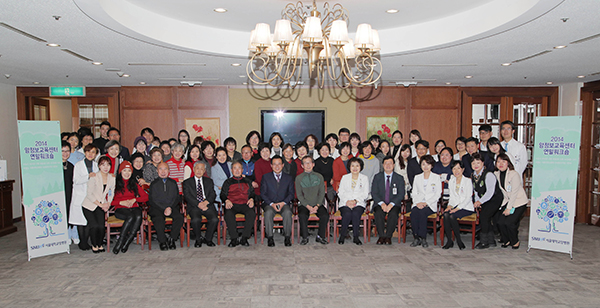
[[372, 156, 406, 245], [148, 162, 184, 251], [462, 137, 495, 178], [260, 155, 295, 247], [407, 140, 429, 186], [182, 162, 219, 248]]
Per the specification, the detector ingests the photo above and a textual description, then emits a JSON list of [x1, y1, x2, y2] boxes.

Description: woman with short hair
[[246, 130, 262, 161], [337, 157, 370, 245], [314, 143, 335, 200], [325, 133, 340, 159], [269, 132, 284, 158], [281, 143, 298, 181], [211, 147, 232, 204], [442, 160, 474, 250], [143, 148, 163, 185], [409, 155, 441, 248], [304, 134, 320, 160], [471, 152, 503, 249], [332, 142, 352, 192], [166, 143, 186, 194]]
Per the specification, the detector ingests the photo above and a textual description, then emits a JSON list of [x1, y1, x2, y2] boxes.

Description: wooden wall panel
[[121, 109, 174, 149], [412, 87, 460, 109], [177, 87, 228, 108], [121, 87, 174, 109], [410, 109, 460, 151]]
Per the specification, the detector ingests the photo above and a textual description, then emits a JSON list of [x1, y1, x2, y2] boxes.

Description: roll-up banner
[[528, 116, 581, 258], [18, 121, 69, 260]]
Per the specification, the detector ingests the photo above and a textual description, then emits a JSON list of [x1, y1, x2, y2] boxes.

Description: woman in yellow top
[[494, 153, 528, 249]]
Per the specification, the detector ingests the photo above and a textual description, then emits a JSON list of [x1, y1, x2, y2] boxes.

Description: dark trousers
[[77, 225, 90, 250], [298, 205, 328, 238], [497, 205, 526, 245], [188, 204, 219, 241], [339, 206, 365, 238], [443, 209, 474, 244], [114, 207, 143, 243], [372, 205, 401, 238], [479, 201, 501, 244], [411, 206, 434, 239], [148, 206, 184, 244], [224, 203, 256, 240], [83, 207, 105, 247]]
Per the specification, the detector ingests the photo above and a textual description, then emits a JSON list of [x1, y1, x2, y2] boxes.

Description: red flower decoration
[[387, 134, 392, 137], [192, 124, 203, 133], [377, 130, 382, 135]]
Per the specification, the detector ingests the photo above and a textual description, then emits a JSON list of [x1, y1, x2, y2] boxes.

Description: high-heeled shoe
[[338, 237, 345, 245], [457, 242, 466, 250], [92, 246, 100, 254], [501, 242, 511, 248], [442, 241, 454, 249], [512, 242, 520, 249]]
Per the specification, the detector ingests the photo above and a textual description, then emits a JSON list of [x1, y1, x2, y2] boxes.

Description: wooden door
[[27, 97, 50, 120]]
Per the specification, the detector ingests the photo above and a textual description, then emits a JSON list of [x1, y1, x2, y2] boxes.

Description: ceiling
[[0, 0, 599, 88]]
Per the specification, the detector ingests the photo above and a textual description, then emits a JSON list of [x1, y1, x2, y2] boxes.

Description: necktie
[[384, 175, 391, 204], [504, 142, 508, 151], [197, 179, 204, 202], [276, 173, 281, 183]]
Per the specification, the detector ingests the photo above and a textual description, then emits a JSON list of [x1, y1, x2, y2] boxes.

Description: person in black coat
[[148, 162, 183, 251], [260, 155, 295, 247], [182, 162, 219, 247], [462, 137, 495, 178], [61, 141, 75, 241], [371, 156, 405, 245], [407, 140, 429, 186]]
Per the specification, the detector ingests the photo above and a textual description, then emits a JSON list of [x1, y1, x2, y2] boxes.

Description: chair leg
[[105, 225, 110, 253], [140, 223, 144, 250], [433, 221, 437, 246], [440, 219, 444, 246], [222, 220, 226, 244], [147, 223, 152, 250], [472, 223, 476, 249], [186, 219, 190, 248]]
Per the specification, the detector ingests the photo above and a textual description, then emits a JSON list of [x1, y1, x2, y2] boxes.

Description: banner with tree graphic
[[529, 116, 581, 257], [18, 121, 69, 260]]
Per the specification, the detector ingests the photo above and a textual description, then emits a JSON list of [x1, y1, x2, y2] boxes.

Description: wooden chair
[[295, 198, 331, 243], [221, 204, 258, 244], [439, 208, 480, 249], [367, 199, 408, 243], [145, 202, 185, 250], [331, 198, 371, 243], [184, 202, 222, 247], [105, 204, 145, 253], [400, 193, 445, 246], [260, 203, 295, 244]]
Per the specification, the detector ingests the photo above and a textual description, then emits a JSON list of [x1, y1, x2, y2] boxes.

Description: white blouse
[[338, 173, 370, 209], [447, 175, 475, 212], [411, 172, 442, 212]]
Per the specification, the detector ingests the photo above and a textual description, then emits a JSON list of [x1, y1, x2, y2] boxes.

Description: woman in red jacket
[[111, 161, 148, 254], [332, 142, 352, 191]]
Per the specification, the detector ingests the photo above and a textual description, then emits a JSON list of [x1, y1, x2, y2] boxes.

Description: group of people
[[60, 119, 529, 253]]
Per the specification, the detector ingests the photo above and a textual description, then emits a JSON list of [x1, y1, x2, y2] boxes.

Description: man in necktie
[[296, 156, 328, 245], [371, 156, 405, 245], [260, 155, 295, 247], [500, 120, 528, 177], [182, 162, 218, 247]]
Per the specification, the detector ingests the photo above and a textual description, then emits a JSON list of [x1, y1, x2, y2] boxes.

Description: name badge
[[507, 185, 512, 192], [392, 187, 397, 195]]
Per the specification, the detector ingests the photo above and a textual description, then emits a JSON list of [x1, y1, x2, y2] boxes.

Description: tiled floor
[[1, 218, 600, 308]]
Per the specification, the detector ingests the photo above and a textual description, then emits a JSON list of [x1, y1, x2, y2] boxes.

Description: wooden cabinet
[[0, 180, 17, 237]]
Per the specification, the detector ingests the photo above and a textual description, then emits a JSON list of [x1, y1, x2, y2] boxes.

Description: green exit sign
[[49, 86, 86, 97]]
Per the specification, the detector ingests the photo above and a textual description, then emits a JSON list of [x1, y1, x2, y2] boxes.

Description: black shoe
[[475, 242, 489, 249], [98, 246, 105, 253], [410, 237, 421, 247], [442, 241, 454, 249], [376, 237, 384, 245], [300, 237, 309, 245], [501, 242, 511, 248], [194, 239, 203, 248], [316, 236, 328, 245], [205, 240, 216, 247], [239, 237, 250, 246], [488, 241, 497, 247], [284, 237, 292, 247], [457, 242, 466, 250], [512, 242, 520, 250], [421, 239, 429, 248], [228, 238, 239, 247], [159, 242, 169, 251], [385, 238, 392, 245], [353, 237, 362, 245], [168, 238, 177, 250], [267, 237, 275, 247], [338, 237, 345, 245]]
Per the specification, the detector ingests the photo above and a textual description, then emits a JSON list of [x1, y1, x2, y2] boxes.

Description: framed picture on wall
[[366, 116, 398, 143], [185, 118, 221, 145]]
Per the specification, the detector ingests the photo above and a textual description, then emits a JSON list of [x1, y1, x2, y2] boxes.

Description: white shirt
[[448, 175, 475, 212], [501, 138, 528, 176], [411, 173, 442, 212], [338, 173, 370, 209]]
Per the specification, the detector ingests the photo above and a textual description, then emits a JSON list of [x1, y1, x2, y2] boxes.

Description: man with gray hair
[[296, 155, 328, 245], [148, 162, 183, 251], [183, 161, 219, 247]]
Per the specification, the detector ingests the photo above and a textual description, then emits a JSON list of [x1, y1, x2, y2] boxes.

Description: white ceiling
[[0, 0, 599, 88]]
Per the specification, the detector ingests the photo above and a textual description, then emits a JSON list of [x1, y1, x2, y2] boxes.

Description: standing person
[[407, 140, 429, 186], [82, 155, 115, 253], [325, 133, 340, 159], [69, 144, 99, 250], [281, 143, 298, 181], [260, 156, 295, 247], [453, 137, 467, 161], [338, 128, 350, 147], [148, 162, 184, 251], [432, 147, 454, 200], [488, 137, 515, 168], [442, 160, 474, 250], [78, 132, 95, 157], [337, 157, 369, 245], [332, 142, 352, 191], [358, 141, 379, 185], [94, 121, 111, 154], [369, 135, 381, 156], [200, 140, 216, 178], [500, 120, 528, 177], [107, 128, 130, 161], [61, 141, 76, 244], [409, 155, 441, 248], [296, 156, 328, 245], [193, 136, 204, 147], [66, 133, 85, 165], [166, 143, 186, 194], [110, 161, 148, 254], [371, 156, 405, 245], [143, 148, 164, 185], [184, 145, 201, 180], [462, 137, 495, 178], [132, 136, 150, 162], [432, 140, 446, 162], [211, 147, 232, 204], [304, 134, 320, 160], [471, 153, 503, 249], [130, 152, 149, 189], [246, 130, 262, 161], [253, 143, 273, 196], [240, 145, 258, 190], [478, 124, 493, 153], [294, 141, 308, 175], [269, 132, 284, 158], [390, 130, 404, 162], [221, 161, 256, 247], [178, 129, 192, 159], [494, 154, 528, 249], [160, 141, 172, 161], [104, 140, 122, 175], [314, 143, 335, 200], [141, 127, 155, 149], [224, 137, 242, 162], [394, 144, 412, 196], [376, 140, 391, 171], [408, 129, 425, 158], [349, 133, 361, 157], [182, 162, 219, 248]]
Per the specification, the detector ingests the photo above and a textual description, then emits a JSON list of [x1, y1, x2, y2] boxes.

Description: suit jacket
[[406, 157, 422, 186], [494, 169, 528, 211], [260, 172, 295, 208], [182, 176, 217, 210], [411, 173, 442, 212], [82, 173, 116, 211], [338, 173, 370, 209], [211, 161, 232, 202], [371, 171, 405, 209], [448, 175, 474, 212]]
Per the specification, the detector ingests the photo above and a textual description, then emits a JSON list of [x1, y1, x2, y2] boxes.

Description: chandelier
[[246, 0, 382, 89]]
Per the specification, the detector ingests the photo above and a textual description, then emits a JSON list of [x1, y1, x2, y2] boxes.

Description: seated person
[[471, 152, 503, 249], [260, 155, 295, 247], [82, 155, 115, 253], [296, 156, 328, 245], [183, 162, 219, 248], [337, 157, 370, 245], [410, 155, 442, 248], [371, 156, 405, 245], [221, 161, 256, 247], [442, 160, 474, 250], [148, 162, 184, 251]]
